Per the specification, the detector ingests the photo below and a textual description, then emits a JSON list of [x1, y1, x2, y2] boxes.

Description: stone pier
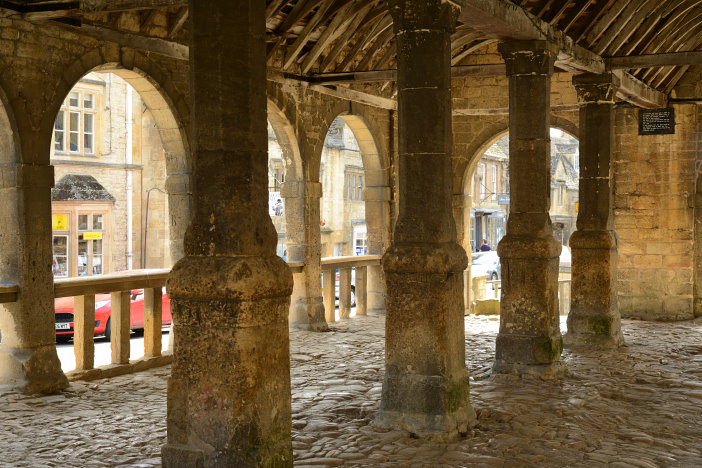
[[161, 0, 294, 466], [377, 0, 476, 439], [494, 41, 565, 379], [283, 179, 328, 331], [565, 73, 624, 348], [0, 163, 68, 395]]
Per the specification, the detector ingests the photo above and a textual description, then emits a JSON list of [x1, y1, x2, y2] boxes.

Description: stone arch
[[47, 58, 192, 264], [267, 98, 305, 263], [325, 112, 391, 314]]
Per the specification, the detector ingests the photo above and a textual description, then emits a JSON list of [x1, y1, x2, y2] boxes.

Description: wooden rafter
[[558, 0, 593, 33], [319, 5, 380, 72], [584, 0, 629, 48], [167, 6, 187, 39], [300, 1, 361, 73], [597, 0, 661, 56], [283, 0, 336, 69], [570, 0, 615, 43]]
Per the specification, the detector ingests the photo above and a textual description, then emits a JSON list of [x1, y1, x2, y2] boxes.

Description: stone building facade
[[50, 72, 170, 277]]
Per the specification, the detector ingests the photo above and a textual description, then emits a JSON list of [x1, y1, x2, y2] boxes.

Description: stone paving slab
[[1, 315, 702, 466]]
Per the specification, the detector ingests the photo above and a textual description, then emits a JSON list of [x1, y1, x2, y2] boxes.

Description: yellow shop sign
[[52, 214, 68, 231], [83, 232, 103, 240]]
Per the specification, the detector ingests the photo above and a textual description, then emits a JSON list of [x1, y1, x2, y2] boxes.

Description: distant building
[[268, 118, 366, 258], [471, 131, 579, 251], [50, 72, 169, 277]]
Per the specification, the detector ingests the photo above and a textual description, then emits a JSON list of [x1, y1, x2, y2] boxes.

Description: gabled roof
[[51, 175, 116, 202]]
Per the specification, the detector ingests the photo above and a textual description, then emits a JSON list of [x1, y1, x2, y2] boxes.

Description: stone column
[[494, 41, 565, 378], [377, 0, 476, 439], [565, 73, 624, 348], [161, 0, 293, 466], [454, 193, 473, 314], [364, 185, 391, 314], [0, 163, 68, 394], [282, 179, 328, 331]]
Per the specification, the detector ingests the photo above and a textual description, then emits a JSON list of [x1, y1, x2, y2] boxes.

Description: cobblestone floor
[[2, 315, 702, 467]]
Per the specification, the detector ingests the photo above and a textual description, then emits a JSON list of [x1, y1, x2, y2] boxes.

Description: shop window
[[353, 225, 367, 256], [52, 209, 109, 277]]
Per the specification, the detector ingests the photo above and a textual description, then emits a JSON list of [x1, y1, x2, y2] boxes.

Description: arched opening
[[464, 127, 579, 317], [266, 99, 304, 262], [319, 114, 389, 319], [49, 67, 190, 371]]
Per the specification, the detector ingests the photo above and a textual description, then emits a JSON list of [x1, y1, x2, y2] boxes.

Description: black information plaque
[[639, 108, 675, 135]]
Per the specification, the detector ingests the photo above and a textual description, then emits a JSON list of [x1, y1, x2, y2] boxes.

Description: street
[[55, 329, 172, 373]]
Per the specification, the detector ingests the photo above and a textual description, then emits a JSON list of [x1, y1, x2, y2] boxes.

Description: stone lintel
[[498, 40, 559, 76], [573, 73, 620, 104]]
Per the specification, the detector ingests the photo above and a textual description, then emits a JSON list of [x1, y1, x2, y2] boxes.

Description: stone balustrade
[[321, 255, 381, 322]]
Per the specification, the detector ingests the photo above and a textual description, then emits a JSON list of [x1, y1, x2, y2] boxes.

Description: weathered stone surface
[[378, 0, 475, 439], [163, 1, 293, 465], [566, 73, 623, 349], [495, 41, 564, 378]]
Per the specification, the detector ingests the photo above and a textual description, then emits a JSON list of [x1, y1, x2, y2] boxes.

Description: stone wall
[[614, 103, 699, 321]]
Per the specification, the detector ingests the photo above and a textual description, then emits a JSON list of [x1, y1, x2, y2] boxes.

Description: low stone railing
[[472, 277, 572, 316], [320, 255, 381, 322], [54, 269, 171, 381]]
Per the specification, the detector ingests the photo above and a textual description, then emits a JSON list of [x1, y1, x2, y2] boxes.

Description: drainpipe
[[126, 83, 133, 270]]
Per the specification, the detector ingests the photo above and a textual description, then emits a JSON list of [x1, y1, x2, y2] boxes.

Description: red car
[[55, 288, 172, 342]]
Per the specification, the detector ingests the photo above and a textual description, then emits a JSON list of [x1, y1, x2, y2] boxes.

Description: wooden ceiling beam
[[608, 51, 702, 70]]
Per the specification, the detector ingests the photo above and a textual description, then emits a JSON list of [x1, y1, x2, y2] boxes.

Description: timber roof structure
[[3, 0, 702, 107]]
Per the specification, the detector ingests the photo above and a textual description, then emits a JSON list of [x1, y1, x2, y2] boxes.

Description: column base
[[0, 344, 68, 394], [564, 313, 624, 349], [492, 359, 567, 380], [379, 241, 475, 439], [376, 370, 476, 441], [165, 255, 293, 467], [162, 444, 205, 468], [289, 299, 328, 332], [493, 333, 565, 378]]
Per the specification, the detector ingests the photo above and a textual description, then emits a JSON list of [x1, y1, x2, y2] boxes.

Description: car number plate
[[55, 322, 70, 330]]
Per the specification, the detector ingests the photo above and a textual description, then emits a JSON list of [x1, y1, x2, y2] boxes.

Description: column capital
[[573, 73, 620, 104], [498, 40, 558, 76], [387, 0, 461, 34]]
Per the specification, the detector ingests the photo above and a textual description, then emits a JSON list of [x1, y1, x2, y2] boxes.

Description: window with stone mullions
[[54, 91, 95, 154], [345, 171, 363, 201]]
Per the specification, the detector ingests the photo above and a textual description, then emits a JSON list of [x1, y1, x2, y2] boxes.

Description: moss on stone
[[587, 316, 612, 335]]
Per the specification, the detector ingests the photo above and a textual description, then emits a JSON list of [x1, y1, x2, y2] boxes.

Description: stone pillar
[[565, 73, 624, 348], [282, 179, 328, 331], [0, 164, 68, 394], [364, 185, 391, 314], [494, 41, 565, 378], [454, 193, 473, 314], [377, 0, 476, 439], [165, 172, 192, 266], [161, 1, 293, 466]]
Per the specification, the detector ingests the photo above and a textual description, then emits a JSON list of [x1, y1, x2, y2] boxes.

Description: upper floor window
[[54, 90, 96, 155], [345, 170, 364, 201]]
